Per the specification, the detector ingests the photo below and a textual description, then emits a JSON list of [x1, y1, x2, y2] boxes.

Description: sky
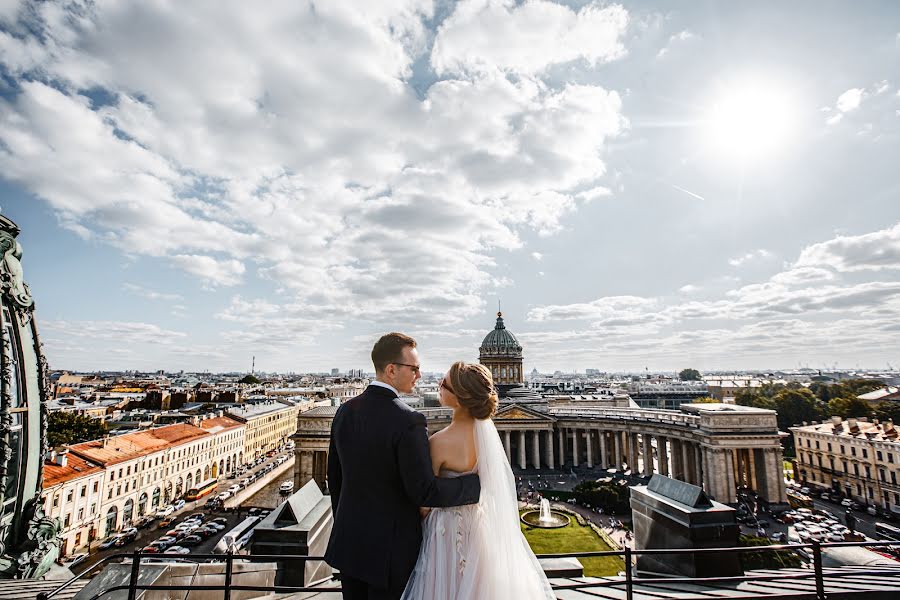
[[1, 0, 899, 374]]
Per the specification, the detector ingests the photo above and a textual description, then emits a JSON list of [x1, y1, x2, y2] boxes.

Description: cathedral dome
[[479, 312, 522, 358]]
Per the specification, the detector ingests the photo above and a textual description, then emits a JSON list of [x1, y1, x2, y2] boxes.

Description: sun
[[704, 80, 795, 162]]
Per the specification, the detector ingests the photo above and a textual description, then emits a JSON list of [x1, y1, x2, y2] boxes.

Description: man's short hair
[[371, 332, 417, 373]]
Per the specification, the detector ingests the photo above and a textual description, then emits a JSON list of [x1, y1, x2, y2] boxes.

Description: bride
[[400, 361, 555, 599]]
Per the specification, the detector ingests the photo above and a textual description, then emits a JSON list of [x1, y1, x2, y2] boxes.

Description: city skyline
[[2, 1, 900, 373]]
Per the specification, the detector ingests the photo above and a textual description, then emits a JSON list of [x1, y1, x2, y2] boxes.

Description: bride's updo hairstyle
[[446, 361, 498, 420]]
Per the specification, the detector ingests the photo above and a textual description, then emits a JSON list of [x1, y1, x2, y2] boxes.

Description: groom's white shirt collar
[[370, 380, 399, 397]]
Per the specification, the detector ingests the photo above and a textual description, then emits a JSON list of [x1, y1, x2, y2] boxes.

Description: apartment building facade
[[791, 416, 900, 515]]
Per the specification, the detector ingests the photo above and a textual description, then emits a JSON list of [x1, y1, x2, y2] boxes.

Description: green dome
[[479, 312, 523, 358]]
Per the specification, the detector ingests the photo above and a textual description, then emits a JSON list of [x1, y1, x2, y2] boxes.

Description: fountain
[[520, 497, 569, 529]]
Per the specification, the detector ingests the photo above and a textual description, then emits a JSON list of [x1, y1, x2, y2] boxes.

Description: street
[[74, 448, 294, 574]]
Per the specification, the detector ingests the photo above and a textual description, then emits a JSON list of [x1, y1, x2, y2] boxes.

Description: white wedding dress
[[400, 418, 555, 599]]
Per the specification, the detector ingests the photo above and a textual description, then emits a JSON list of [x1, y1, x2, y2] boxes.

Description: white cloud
[[728, 249, 773, 267], [875, 80, 891, 95], [795, 222, 900, 272], [531, 252, 543, 261], [122, 283, 184, 302], [678, 284, 700, 294], [170, 255, 246, 287], [0, 1, 628, 338], [527, 295, 657, 322], [836, 88, 865, 112], [431, 0, 628, 76], [656, 29, 697, 58]]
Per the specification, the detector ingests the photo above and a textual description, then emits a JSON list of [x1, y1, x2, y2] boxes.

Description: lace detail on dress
[[455, 507, 466, 575]]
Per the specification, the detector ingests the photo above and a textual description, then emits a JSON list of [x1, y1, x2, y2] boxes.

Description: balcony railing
[[38, 540, 900, 600]]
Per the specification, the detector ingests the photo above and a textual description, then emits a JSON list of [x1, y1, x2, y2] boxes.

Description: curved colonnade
[[292, 402, 787, 506]]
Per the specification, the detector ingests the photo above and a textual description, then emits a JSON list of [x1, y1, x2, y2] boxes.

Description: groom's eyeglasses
[[393, 362, 421, 374]]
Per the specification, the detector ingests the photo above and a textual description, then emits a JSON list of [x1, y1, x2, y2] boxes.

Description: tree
[[47, 411, 109, 447], [693, 396, 721, 404], [874, 401, 900, 424], [679, 368, 701, 381], [239, 374, 261, 385], [773, 388, 825, 457], [826, 396, 873, 419]]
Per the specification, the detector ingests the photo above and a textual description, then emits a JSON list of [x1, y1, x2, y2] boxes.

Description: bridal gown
[[400, 419, 556, 600]]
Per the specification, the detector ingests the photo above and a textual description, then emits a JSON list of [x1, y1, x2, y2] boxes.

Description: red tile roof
[[69, 424, 210, 466], [43, 453, 104, 487], [199, 416, 244, 433]]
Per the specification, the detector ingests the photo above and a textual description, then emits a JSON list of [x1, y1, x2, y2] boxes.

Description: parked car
[[156, 505, 175, 518], [867, 505, 878, 516], [217, 491, 231, 501], [166, 545, 191, 555], [800, 487, 811, 495], [158, 517, 175, 528], [60, 553, 88, 570], [99, 535, 122, 550], [841, 498, 853, 508], [769, 532, 785, 542], [142, 543, 163, 554], [179, 535, 203, 546], [821, 493, 830, 501], [116, 531, 138, 546], [204, 522, 225, 531], [210, 517, 228, 526], [173, 499, 186, 511], [157, 536, 179, 545], [136, 516, 156, 529], [827, 533, 845, 542], [205, 498, 222, 509], [227, 484, 240, 495]]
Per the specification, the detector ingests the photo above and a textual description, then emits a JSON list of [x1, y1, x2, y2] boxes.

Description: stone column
[[765, 447, 786, 503], [697, 445, 706, 490], [585, 431, 594, 468], [504, 430, 511, 463], [613, 432, 622, 470], [671, 439, 683, 480], [532, 430, 541, 469], [681, 441, 692, 483], [599, 431, 608, 468], [721, 449, 736, 503], [572, 428, 580, 468], [658, 436, 669, 477], [558, 428, 565, 467], [545, 430, 555, 470], [298, 451, 314, 488], [518, 430, 527, 470], [629, 433, 640, 474], [748, 449, 759, 492], [641, 433, 653, 476]]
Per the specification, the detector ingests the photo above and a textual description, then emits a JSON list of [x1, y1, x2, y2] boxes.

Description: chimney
[[55, 449, 69, 467], [831, 416, 842, 426], [47, 448, 57, 463], [848, 418, 858, 431], [102, 435, 110, 448]]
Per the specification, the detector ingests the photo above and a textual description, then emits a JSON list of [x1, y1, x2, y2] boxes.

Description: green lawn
[[520, 513, 625, 577]]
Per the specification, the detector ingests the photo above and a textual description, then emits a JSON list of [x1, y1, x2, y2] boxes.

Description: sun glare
[[704, 81, 794, 162]]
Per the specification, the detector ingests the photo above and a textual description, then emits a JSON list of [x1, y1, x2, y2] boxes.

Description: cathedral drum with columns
[[479, 311, 523, 395], [292, 313, 788, 507]]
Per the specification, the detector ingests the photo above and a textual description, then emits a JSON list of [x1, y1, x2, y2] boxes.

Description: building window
[[880, 469, 886, 481], [877, 451, 883, 461], [852, 447, 857, 456], [890, 454, 895, 464], [66, 490, 73, 502], [841, 445, 845, 454], [815, 440, 820, 449], [53, 494, 59, 508], [64, 514, 70, 528], [827, 442, 832, 452], [93, 481, 99, 493], [863, 449, 868, 459], [80, 485, 86, 498]]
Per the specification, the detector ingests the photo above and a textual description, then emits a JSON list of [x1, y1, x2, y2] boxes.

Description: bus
[[874, 522, 900, 541], [184, 479, 218, 501]]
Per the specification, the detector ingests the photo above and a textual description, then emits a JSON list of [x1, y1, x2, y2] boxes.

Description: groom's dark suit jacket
[[325, 384, 481, 590]]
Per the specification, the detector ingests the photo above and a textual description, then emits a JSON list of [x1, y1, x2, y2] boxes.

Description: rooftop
[[43, 452, 104, 487], [226, 399, 295, 420], [199, 415, 244, 434], [792, 417, 899, 442], [69, 423, 210, 466]]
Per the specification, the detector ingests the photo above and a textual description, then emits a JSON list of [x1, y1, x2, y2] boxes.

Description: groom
[[325, 333, 481, 599]]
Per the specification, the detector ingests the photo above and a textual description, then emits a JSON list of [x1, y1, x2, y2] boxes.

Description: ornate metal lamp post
[[0, 214, 61, 578]]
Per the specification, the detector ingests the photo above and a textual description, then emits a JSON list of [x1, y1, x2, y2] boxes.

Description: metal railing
[[39, 540, 900, 600]]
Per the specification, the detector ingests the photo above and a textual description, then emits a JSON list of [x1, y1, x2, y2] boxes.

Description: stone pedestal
[[630, 475, 741, 579], [250, 480, 333, 587]]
